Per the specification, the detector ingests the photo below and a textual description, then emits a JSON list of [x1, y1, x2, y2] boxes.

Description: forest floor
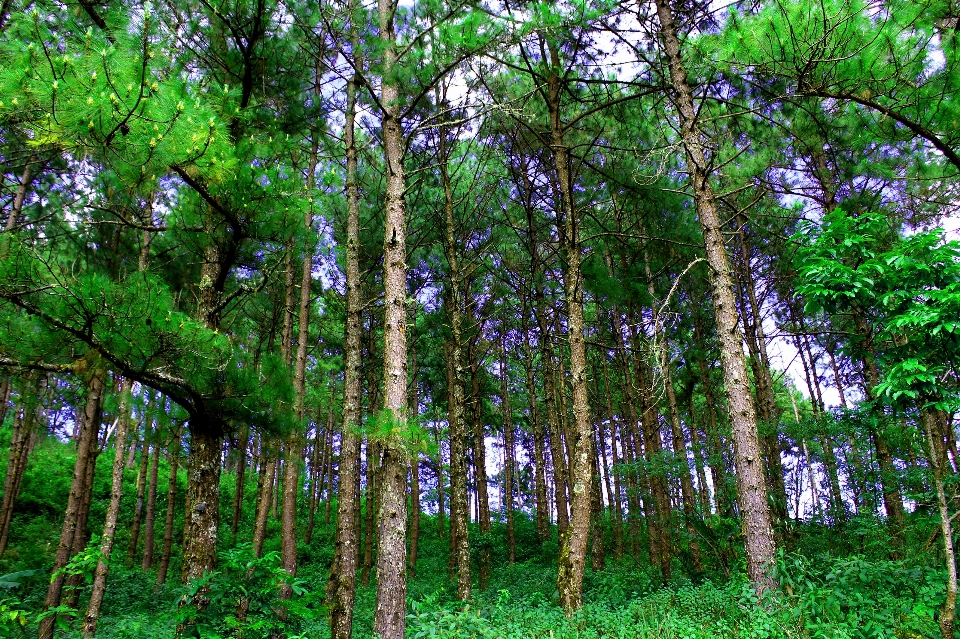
[[3, 517, 947, 639], [0, 441, 948, 639]]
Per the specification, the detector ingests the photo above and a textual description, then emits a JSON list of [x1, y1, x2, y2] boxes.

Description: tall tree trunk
[[439, 109, 472, 600], [176, 415, 225, 636], [542, 39, 595, 613], [142, 434, 161, 570], [38, 362, 104, 639], [734, 235, 787, 528], [500, 335, 516, 564], [408, 341, 421, 578], [520, 292, 549, 542], [854, 313, 906, 552], [127, 427, 152, 564], [280, 113, 318, 602], [0, 377, 41, 557], [654, 0, 776, 588], [83, 378, 134, 637], [252, 451, 276, 558], [230, 424, 250, 543], [469, 343, 492, 591], [361, 440, 378, 587], [156, 427, 181, 587], [664, 361, 702, 572], [326, 58, 363, 629], [922, 408, 958, 639]]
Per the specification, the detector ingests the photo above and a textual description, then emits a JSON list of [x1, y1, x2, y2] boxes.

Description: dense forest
[[0, 0, 959, 637]]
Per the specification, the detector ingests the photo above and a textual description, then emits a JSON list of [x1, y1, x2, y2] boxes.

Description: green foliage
[[175, 544, 322, 639], [772, 551, 942, 639], [0, 570, 41, 637], [795, 209, 960, 410]]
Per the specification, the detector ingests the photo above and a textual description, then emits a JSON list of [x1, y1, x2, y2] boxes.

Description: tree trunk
[[327, 68, 363, 630], [408, 335, 421, 578], [83, 378, 134, 637], [854, 313, 906, 552], [438, 105, 473, 600], [542, 39, 595, 613], [156, 427, 181, 587], [127, 427, 152, 565], [38, 363, 104, 639], [252, 451, 276, 558], [142, 435, 161, 570], [0, 377, 41, 557], [361, 440, 377, 587], [520, 292, 549, 543], [654, 0, 776, 588], [922, 408, 957, 639], [734, 236, 788, 528], [500, 335, 516, 564], [64, 431, 100, 614], [469, 344, 492, 590], [230, 424, 250, 543], [175, 417, 225, 637]]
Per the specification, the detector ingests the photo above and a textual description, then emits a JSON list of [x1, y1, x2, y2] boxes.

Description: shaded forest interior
[[1, 0, 960, 638]]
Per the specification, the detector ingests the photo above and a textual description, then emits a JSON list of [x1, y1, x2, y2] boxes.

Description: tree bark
[[541, 38, 595, 613], [230, 424, 249, 543], [142, 433, 161, 570], [38, 362, 104, 639], [82, 378, 134, 637], [156, 427, 181, 587], [500, 335, 516, 564], [0, 377, 41, 557], [327, 75, 363, 629], [127, 426, 152, 565], [469, 341, 492, 590], [654, 0, 776, 588]]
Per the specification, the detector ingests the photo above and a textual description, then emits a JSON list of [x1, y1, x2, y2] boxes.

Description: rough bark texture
[[156, 428, 181, 587], [654, 0, 776, 589], [521, 293, 549, 542], [0, 378, 40, 557], [922, 409, 957, 639], [127, 431, 152, 564], [179, 423, 223, 581], [469, 346, 492, 590], [500, 336, 516, 563], [83, 378, 134, 637], [38, 364, 104, 639], [854, 313, 906, 552], [252, 453, 276, 558], [230, 425, 249, 542], [327, 93, 362, 634], [373, 1, 409, 633], [142, 437, 161, 569], [439, 114, 473, 599], [543, 39, 594, 613]]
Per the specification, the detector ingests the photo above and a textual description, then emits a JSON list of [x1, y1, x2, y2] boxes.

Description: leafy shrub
[[772, 551, 941, 639]]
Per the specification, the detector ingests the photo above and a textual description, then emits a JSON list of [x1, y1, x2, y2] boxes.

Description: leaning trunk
[[38, 364, 104, 639], [82, 378, 134, 637], [654, 0, 776, 588]]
